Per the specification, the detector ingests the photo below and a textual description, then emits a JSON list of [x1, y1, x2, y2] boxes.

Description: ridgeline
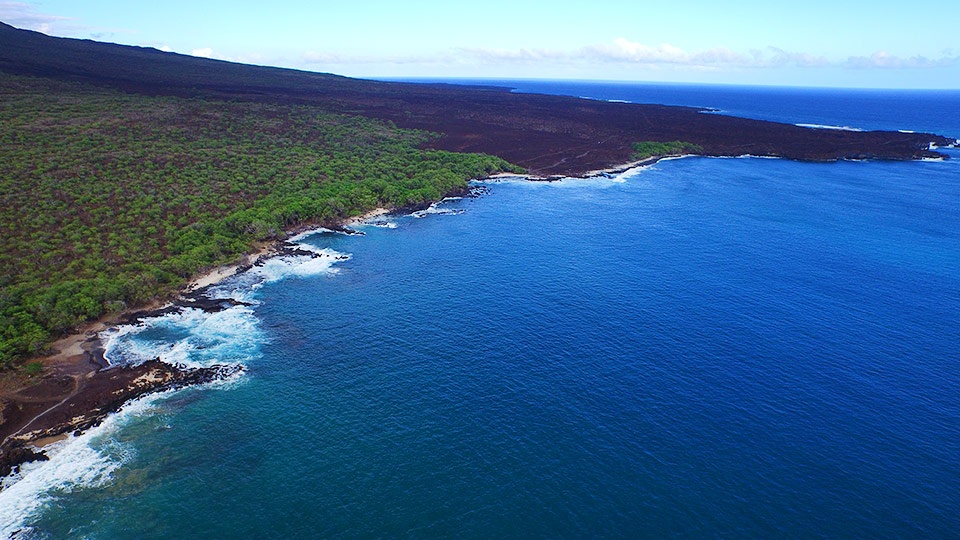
[[0, 20, 954, 368]]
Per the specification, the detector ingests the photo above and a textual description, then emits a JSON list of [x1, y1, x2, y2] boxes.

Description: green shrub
[[631, 141, 704, 160], [23, 361, 44, 376]]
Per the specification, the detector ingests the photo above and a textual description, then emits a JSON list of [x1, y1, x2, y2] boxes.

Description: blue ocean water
[[3, 83, 959, 538]]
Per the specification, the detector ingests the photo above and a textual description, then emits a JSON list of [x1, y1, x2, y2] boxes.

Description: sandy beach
[[345, 207, 391, 227], [185, 241, 277, 291]]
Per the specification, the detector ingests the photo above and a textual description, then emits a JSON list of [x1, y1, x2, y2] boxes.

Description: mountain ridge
[[1, 21, 952, 175]]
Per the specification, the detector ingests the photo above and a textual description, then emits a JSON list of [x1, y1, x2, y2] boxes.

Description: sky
[[2, 0, 958, 89]]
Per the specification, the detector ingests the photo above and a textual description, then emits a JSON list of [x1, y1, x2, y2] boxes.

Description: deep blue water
[[3, 83, 959, 538]]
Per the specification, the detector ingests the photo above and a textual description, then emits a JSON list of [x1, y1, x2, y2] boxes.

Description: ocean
[[3, 82, 959, 538]]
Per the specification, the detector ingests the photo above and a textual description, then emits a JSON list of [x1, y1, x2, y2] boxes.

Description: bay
[[5, 82, 959, 538]]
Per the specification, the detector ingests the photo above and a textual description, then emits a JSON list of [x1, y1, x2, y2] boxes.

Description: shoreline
[[0, 140, 953, 482], [0, 149, 822, 480], [0, 206, 400, 479], [485, 154, 684, 182], [0, 150, 796, 466], [0, 164, 660, 443]]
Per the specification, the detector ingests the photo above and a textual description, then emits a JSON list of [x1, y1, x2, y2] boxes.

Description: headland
[[0, 20, 953, 178], [0, 20, 957, 482]]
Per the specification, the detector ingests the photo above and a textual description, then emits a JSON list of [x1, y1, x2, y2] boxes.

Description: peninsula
[[0, 21, 951, 176], [0, 20, 954, 477]]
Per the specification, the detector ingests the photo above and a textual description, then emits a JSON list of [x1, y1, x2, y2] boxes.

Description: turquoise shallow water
[[3, 84, 959, 538]]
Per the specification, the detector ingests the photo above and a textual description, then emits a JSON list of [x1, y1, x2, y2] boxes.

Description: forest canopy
[[0, 72, 521, 365]]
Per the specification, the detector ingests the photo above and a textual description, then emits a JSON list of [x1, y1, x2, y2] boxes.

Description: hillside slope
[[2, 21, 952, 176]]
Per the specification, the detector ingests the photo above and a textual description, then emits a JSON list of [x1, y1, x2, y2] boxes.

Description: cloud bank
[[844, 51, 960, 69], [0, 2, 134, 42], [0, 1, 71, 33], [300, 37, 960, 74]]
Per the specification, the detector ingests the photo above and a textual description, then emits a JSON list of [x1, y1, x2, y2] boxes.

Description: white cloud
[[582, 39, 832, 69], [586, 39, 701, 64], [690, 47, 749, 65], [458, 46, 567, 63], [0, 1, 72, 32], [433, 39, 960, 74], [844, 51, 960, 69], [428, 39, 833, 71], [0, 2, 135, 42], [762, 47, 829, 68], [191, 47, 214, 58], [302, 50, 455, 66]]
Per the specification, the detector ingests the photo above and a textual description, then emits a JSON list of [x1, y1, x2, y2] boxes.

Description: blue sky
[[2, 0, 958, 88]]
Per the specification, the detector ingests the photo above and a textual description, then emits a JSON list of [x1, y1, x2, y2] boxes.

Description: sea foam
[[1, 241, 353, 533], [102, 305, 262, 369], [796, 123, 864, 132], [105, 244, 349, 368], [0, 393, 165, 538], [411, 198, 467, 218], [360, 218, 398, 229]]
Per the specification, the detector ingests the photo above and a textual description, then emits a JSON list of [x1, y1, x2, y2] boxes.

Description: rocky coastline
[[0, 360, 243, 479], [1, 21, 957, 486], [0, 232, 344, 483], [2, 141, 956, 484], [0, 203, 442, 485]]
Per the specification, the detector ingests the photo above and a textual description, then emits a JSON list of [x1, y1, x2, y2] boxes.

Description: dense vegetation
[[631, 141, 704, 161], [0, 72, 521, 366]]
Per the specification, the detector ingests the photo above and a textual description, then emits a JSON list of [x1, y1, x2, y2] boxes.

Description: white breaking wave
[[478, 172, 648, 187], [0, 393, 165, 538], [710, 154, 781, 160], [411, 198, 466, 218], [796, 123, 864, 132], [106, 245, 349, 367], [102, 305, 262, 369], [1, 242, 352, 533], [288, 228, 336, 243], [246, 248, 346, 285], [360, 219, 398, 229], [207, 246, 348, 303]]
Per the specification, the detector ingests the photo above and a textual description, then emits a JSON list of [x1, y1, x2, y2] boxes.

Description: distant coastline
[[2, 19, 958, 483], [0, 134, 952, 479], [2, 21, 954, 177], [0, 157, 668, 475]]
